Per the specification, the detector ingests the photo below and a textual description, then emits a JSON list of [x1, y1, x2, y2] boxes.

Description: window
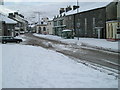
[[93, 17, 95, 34], [43, 27, 46, 31], [117, 29, 120, 34]]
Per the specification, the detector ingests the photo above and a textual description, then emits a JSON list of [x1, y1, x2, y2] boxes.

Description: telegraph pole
[[34, 12, 41, 33], [34, 12, 41, 25], [77, 0, 79, 40]]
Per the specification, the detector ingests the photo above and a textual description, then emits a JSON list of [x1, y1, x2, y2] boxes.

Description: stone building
[[8, 12, 28, 35], [74, 7, 106, 38], [53, 15, 66, 36], [0, 15, 17, 36]]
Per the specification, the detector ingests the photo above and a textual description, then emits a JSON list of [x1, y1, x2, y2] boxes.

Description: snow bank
[[33, 34, 119, 53], [1, 44, 118, 88], [15, 35, 26, 41], [34, 33, 62, 41]]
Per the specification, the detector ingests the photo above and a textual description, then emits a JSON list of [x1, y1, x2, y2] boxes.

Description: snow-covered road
[[1, 44, 118, 88]]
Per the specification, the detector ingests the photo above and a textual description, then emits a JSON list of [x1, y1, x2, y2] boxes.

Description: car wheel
[[2, 41, 7, 44], [16, 41, 20, 43]]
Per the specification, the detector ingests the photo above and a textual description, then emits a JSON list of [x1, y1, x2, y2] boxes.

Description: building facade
[[8, 12, 28, 36], [53, 5, 107, 39], [74, 7, 106, 38], [53, 15, 66, 36], [117, 1, 120, 20], [36, 17, 49, 34], [0, 15, 17, 36], [106, 1, 120, 40]]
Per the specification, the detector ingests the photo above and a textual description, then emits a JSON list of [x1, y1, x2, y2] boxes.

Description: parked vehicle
[[0, 36, 22, 44], [62, 29, 74, 39]]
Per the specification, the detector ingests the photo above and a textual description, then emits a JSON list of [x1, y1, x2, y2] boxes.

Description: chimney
[[8, 13, 14, 18], [19, 14, 24, 18], [66, 5, 72, 12], [73, 5, 79, 10], [59, 8, 65, 14], [14, 12, 18, 15]]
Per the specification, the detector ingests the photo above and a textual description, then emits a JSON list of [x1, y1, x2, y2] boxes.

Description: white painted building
[[36, 21, 48, 34], [36, 17, 54, 35], [36, 17, 48, 34]]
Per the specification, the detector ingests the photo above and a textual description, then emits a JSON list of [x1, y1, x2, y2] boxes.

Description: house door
[[39, 27, 41, 34], [95, 27, 103, 39]]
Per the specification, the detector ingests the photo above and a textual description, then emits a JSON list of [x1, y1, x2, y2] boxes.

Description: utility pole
[[77, 0, 79, 40], [34, 12, 41, 25], [34, 12, 41, 33]]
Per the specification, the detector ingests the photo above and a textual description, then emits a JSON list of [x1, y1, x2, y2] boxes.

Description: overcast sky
[[3, 0, 115, 23]]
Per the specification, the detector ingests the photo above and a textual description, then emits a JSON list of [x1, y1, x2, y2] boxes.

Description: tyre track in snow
[[23, 33, 119, 72]]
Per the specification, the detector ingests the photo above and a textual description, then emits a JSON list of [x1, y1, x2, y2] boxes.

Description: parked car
[[0, 36, 22, 44]]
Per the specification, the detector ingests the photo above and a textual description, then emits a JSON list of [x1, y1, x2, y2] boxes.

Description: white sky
[[4, 0, 115, 2]]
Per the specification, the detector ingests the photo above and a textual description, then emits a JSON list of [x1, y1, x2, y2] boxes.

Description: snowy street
[[22, 33, 119, 71], [0, 0, 120, 89], [1, 43, 118, 88]]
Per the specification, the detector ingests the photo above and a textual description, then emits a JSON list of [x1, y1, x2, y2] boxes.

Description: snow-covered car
[[0, 36, 22, 44]]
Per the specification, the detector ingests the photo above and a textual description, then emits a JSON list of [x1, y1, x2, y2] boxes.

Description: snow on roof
[[0, 15, 17, 24], [62, 29, 72, 32], [30, 24, 36, 27], [0, 5, 15, 16], [60, 2, 112, 16]]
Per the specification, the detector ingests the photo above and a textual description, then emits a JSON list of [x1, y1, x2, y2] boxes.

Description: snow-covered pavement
[[1, 44, 118, 88], [34, 34, 119, 53]]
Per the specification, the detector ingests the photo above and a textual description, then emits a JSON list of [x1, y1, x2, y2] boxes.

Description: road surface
[[21, 33, 119, 72]]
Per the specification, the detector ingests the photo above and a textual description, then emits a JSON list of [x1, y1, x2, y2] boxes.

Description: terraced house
[[53, 0, 120, 40], [0, 15, 17, 36], [0, 4, 28, 36]]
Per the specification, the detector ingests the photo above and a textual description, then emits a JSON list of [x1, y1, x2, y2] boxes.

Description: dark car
[[0, 36, 22, 44]]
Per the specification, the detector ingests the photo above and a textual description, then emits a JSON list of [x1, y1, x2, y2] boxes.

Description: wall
[[106, 2, 117, 21], [73, 7, 106, 38], [53, 16, 66, 36], [106, 21, 120, 39], [117, 1, 120, 20]]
